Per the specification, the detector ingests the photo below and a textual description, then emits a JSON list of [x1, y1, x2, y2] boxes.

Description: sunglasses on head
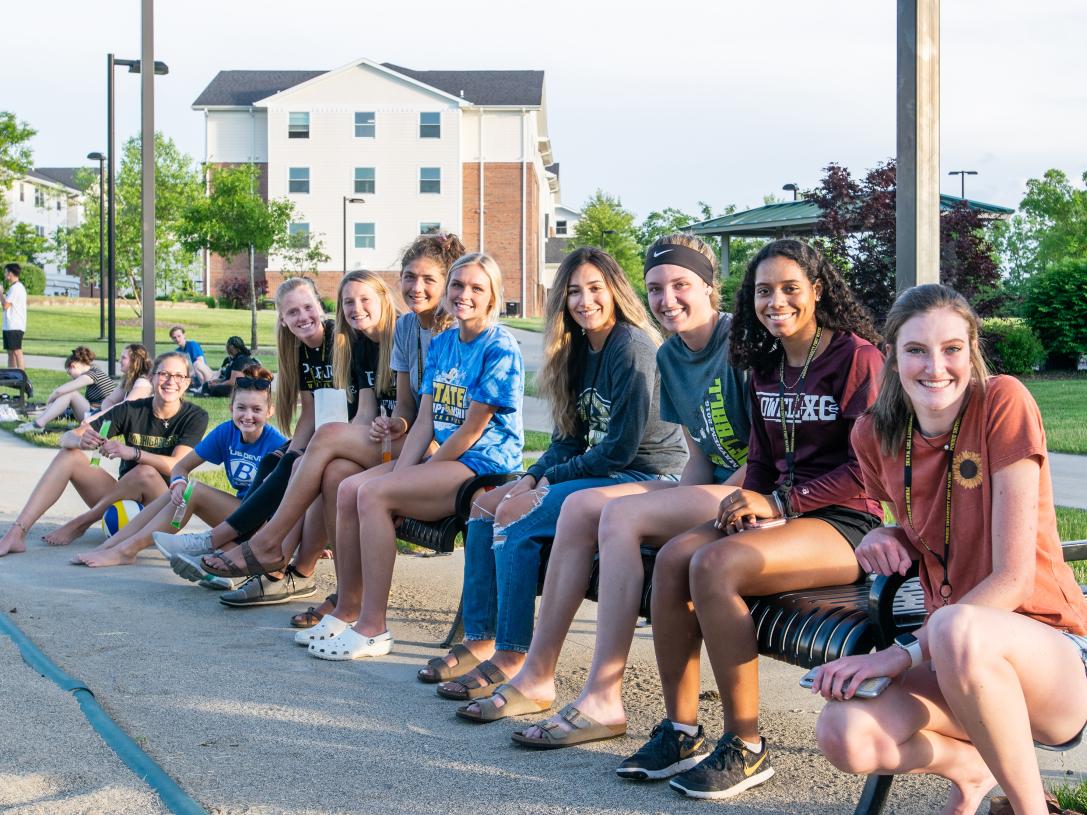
[[235, 377, 271, 390]]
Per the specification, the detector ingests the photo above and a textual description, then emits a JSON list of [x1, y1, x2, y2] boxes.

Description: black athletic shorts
[[801, 504, 882, 549], [2, 330, 23, 351]]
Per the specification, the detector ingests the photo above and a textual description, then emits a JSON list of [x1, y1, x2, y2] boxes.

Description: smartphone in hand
[[799, 668, 891, 698], [745, 516, 787, 530]]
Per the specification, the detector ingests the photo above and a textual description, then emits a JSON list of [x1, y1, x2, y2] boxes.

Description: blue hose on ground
[[0, 612, 209, 815]]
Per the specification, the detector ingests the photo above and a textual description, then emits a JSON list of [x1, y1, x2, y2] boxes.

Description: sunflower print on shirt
[[953, 450, 983, 489]]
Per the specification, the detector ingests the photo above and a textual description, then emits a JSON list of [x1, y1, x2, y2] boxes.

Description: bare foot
[[43, 518, 94, 546], [77, 547, 137, 568], [940, 765, 997, 815], [0, 526, 27, 556]]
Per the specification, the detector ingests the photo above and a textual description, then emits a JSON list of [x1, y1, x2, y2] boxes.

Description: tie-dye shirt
[[421, 324, 524, 475]]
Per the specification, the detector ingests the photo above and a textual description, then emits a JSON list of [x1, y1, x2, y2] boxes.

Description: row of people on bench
[[3, 231, 1085, 812]]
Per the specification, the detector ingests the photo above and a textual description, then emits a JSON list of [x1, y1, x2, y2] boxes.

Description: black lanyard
[[777, 326, 822, 491], [903, 411, 965, 604]]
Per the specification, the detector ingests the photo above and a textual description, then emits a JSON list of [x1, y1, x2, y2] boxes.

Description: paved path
[[3, 430, 1078, 814]]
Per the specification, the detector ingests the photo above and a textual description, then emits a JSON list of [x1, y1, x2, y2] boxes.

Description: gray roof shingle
[[192, 63, 543, 108], [29, 167, 94, 191]]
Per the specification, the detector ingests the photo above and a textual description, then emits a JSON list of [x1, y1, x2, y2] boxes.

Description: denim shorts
[[1034, 631, 1087, 752]]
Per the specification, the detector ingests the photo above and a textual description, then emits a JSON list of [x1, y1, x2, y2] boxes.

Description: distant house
[[192, 57, 563, 317], [2, 168, 89, 295], [542, 202, 582, 290]]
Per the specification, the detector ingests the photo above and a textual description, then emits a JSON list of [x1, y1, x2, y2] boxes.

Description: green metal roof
[[687, 196, 1015, 238]]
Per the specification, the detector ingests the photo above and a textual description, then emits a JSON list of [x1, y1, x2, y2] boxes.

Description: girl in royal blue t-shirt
[[75, 367, 286, 567], [307, 252, 524, 662]]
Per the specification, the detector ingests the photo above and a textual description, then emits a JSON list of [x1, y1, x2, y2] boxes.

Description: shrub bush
[[980, 318, 1045, 376], [205, 295, 217, 309], [320, 297, 335, 314], [216, 276, 267, 309], [13, 263, 45, 295], [1024, 258, 1087, 370]]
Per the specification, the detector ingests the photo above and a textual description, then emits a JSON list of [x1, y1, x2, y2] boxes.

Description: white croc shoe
[[309, 628, 393, 661], [294, 614, 351, 646]]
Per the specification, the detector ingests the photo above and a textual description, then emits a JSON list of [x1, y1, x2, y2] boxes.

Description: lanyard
[[903, 410, 965, 604], [777, 326, 822, 491]]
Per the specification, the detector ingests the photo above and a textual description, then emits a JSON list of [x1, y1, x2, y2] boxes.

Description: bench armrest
[[867, 562, 920, 649], [453, 473, 521, 519], [1063, 540, 1087, 564]]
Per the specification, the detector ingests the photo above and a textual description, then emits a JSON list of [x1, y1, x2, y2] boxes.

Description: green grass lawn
[[1022, 377, 1087, 454], [20, 303, 281, 362], [502, 317, 545, 333]]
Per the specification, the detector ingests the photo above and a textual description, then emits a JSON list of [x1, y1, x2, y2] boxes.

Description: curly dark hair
[[729, 238, 880, 374]]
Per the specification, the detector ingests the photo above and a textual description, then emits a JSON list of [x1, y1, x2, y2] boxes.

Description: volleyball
[[101, 500, 143, 536]]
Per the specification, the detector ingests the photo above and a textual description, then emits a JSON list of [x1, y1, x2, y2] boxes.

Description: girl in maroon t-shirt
[[812, 284, 1087, 815], [642, 239, 884, 799]]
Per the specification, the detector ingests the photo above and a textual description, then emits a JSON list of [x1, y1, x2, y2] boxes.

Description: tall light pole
[[86, 152, 106, 340], [782, 183, 799, 201], [343, 196, 366, 272], [948, 169, 977, 200], [106, 54, 167, 376]]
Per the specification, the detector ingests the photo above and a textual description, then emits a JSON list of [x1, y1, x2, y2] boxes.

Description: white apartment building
[[193, 57, 562, 316], [3, 168, 87, 294]]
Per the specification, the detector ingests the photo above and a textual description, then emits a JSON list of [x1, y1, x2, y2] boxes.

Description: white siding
[[4, 177, 82, 293], [460, 109, 527, 161], [207, 110, 268, 163], [263, 64, 462, 272]]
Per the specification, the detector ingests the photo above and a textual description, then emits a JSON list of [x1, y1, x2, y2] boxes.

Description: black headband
[[643, 244, 716, 284]]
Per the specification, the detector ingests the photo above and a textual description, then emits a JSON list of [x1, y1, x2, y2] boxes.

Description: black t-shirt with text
[[299, 319, 336, 392], [91, 397, 209, 479], [350, 333, 396, 418]]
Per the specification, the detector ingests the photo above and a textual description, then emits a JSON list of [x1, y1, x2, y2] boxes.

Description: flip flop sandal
[[291, 593, 338, 629], [201, 542, 289, 578], [436, 660, 508, 701], [455, 683, 553, 723], [308, 628, 393, 661], [417, 643, 482, 684], [511, 704, 627, 750], [294, 612, 351, 646]]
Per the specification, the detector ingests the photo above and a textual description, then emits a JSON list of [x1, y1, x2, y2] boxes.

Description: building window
[[354, 111, 375, 138], [35, 225, 46, 238], [555, 220, 568, 236], [57, 198, 63, 211], [419, 222, 441, 235], [353, 167, 375, 195], [354, 222, 375, 249], [288, 222, 310, 247], [19, 183, 24, 202], [34, 187, 45, 208], [288, 112, 310, 139], [419, 111, 441, 139], [288, 167, 310, 194], [419, 167, 441, 194]]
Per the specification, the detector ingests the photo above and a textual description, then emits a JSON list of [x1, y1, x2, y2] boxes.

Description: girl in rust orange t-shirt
[[812, 284, 1087, 815]]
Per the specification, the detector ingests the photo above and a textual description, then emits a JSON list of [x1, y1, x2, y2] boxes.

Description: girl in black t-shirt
[[0, 352, 208, 557], [202, 336, 253, 396]]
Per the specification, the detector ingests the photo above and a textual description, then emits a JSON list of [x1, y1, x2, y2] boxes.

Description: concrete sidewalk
[[0, 431, 1083, 815]]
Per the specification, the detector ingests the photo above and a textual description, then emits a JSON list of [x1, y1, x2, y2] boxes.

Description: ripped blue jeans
[[461, 470, 676, 653]]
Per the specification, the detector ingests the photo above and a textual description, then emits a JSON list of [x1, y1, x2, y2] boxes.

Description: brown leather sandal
[[435, 660, 508, 701], [290, 592, 338, 629], [417, 643, 482, 684]]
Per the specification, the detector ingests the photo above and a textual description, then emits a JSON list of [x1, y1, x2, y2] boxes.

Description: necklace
[[776, 326, 823, 492]]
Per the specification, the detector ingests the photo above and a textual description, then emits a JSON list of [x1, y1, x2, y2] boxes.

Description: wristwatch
[[893, 633, 922, 668]]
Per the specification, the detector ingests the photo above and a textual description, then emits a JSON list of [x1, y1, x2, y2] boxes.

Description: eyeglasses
[[156, 372, 191, 383], [235, 377, 272, 390]]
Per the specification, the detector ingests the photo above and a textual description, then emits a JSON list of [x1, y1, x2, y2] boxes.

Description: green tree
[[63, 132, 202, 315], [0, 112, 35, 218], [177, 164, 294, 350], [572, 190, 644, 294], [0, 221, 51, 268], [276, 230, 331, 280]]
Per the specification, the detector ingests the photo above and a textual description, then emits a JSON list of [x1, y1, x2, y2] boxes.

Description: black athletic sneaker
[[616, 719, 710, 781], [669, 732, 774, 799]]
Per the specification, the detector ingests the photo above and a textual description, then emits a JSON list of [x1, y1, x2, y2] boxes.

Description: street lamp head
[[782, 183, 799, 192], [948, 170, 978, 176], [87, 151, 106, 161], [120, 59, 169, 75], [344, 196, 366, 204]]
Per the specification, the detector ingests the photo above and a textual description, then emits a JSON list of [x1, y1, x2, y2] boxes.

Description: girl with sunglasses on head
[[812, 285, 1087, 815], [0, 352, 208, 557], [77, 366, 286, 568], [640, 238, 884, 801]]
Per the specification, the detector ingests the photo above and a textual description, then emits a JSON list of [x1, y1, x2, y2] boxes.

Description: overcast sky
[[4, 0, 1084, 219]]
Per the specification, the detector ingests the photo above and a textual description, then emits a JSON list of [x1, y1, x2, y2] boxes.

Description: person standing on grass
[[169, 325, 217, 388], [0, 352, 207, 557], [813, 284, 1087, 815], [2, 262, 28, 370]]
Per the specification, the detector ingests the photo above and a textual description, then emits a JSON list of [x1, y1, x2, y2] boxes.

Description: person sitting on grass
[[0, 352, 208, 557], [75, 365, 286, 570], [426, 245, 686, 710], [290, 232, 463, 637], [158, 277, 335, 604], [812, 284, 1087, 815], [15, 346, 115, 434], [641, 238, 884, 801], [200, 336, 254, 397], [169, 325, 217, 388], [203, 253, 524, 665], [90, 343, 154, 416]]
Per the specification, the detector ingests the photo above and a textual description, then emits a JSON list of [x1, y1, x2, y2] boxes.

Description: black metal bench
[[0, 368, 33, 415]]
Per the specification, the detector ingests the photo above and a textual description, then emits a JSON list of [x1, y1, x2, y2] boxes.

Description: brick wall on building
[[461, 162, 542, 318], [207, 163, 270, 296]]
